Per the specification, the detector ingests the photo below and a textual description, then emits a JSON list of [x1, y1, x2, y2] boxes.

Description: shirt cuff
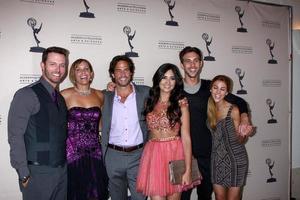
[[17, 166, 30, 179]]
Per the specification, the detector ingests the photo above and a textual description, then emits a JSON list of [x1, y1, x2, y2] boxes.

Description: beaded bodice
[[66, 106, 102, 163], [146, 101, 180, 139]]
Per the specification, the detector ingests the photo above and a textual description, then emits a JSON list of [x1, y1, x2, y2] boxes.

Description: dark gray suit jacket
[[101, 84, 150, 159]]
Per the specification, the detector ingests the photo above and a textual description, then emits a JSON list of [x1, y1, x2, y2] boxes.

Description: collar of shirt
[[183, 81, 201, 94], [110, 83, 143, 146], [40, 77, 57, 95], [114, 82, 136, 103]]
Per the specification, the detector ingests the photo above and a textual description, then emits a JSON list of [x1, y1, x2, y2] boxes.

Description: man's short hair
[[179, 46, 203, 63], [42, 46, 69, 64], [108, 55, 135, 82]]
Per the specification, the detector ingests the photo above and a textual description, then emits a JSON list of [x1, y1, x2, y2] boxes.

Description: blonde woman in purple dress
[[61, 59, 108, 200]]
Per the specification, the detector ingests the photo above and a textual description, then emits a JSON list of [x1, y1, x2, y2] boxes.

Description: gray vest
[[24, 83, 67, 166]]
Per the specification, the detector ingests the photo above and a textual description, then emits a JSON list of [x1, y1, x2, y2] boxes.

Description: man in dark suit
[[101, 55, 149, 200], [8, 46, 69, 200]]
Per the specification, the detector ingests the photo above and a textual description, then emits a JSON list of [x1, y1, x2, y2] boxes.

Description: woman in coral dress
[[136, 63, 197, 200]]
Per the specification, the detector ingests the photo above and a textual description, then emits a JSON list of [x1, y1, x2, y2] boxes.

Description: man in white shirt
[[101, 55, 149, 200]]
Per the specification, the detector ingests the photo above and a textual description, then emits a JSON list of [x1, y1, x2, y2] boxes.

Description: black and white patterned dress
[[210, 105, 248, 187]]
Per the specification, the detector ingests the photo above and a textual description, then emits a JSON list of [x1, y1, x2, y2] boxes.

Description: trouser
[[105, 147, 146, 200], [181, 157, 213, 200], [20, 163, 67, 200]]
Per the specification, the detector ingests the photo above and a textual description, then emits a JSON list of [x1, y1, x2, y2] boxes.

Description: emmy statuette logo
[[27, 17, 45, 53], [235, 6, 247, 33], [266, 39, 278, 64], [235, 68, 247, 95], [266, 98, 277, 124], [79, 0, 95, 18], [202, 33, 215, 61], [123, 26, 139, 57], [164, 0, 178, 26], [266, 158, 277, 183]]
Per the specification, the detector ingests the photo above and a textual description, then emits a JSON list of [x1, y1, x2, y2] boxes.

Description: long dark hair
[[144, 63, 184, 127]]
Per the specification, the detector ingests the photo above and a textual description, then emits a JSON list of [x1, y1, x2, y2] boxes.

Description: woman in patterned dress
[[136, 63, 196, 200], [207, 75, 249, 200], [61, 59, 108, 200]]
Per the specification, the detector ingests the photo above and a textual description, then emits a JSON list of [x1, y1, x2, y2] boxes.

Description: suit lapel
[[106, 92, 114, 129], [134, 84, 143, 120]]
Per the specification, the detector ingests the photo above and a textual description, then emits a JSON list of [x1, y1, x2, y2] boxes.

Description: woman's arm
[[95, 89, 104, 134], [226, 93, 253, 136], [231, 105, 240, 134], [179, 99, 192, 185], [231, 105, 247, 143], [60, 88, 73, 109]]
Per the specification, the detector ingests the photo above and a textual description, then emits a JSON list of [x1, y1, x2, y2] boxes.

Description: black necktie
[[52, 90, 59, 108]]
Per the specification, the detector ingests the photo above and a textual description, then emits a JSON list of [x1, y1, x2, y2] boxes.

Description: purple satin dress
[[67, 107, 108, 200]]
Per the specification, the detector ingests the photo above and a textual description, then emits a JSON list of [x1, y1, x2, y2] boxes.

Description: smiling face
[[41, 52, 67, 88], [159, 69, 176, 95], [112, 60, 133, 87], [74, 61, 93, 86], [181, 51, 203, 79], [210, 80, 229, 103]]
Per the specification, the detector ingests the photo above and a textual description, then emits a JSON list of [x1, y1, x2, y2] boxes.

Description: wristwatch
[[20, 175, 30, 183]]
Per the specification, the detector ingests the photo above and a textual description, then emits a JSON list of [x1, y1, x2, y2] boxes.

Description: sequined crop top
[[146, 99, 188, 139]]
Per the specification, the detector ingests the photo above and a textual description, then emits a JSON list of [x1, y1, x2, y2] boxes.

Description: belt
[[27, 161, 64, 168], [108, 143, 143, 152], [150, 135, 180, 142]]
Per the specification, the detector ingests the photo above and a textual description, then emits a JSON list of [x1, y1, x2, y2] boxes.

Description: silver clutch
[[169, 158, 202, 185]]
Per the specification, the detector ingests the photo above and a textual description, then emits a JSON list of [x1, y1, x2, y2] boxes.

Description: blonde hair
[[207, 96, 217, 130], [69, 59, 94, 85], [207, 75, 232, 130]]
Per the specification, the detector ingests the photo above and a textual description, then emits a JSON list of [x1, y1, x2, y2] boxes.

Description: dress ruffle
[[136, 137, 185, 196]]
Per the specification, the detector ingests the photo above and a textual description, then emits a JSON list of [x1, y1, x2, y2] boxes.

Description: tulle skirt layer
[[136, 137, 185, 196]]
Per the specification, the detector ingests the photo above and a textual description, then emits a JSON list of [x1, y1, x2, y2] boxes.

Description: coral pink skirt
[[136, 136, 185, 196]]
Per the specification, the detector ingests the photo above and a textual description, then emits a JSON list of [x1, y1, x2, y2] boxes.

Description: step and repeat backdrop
[[0, 0, 291, 199]]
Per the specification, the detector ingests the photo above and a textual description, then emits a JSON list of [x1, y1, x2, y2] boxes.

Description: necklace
[[158, 99, 169, 108], [158, 99, 169, 105], [74, 87, 91, 96]]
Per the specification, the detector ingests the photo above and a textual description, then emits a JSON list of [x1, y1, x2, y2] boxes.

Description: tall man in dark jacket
[[8, 46, 69, 200]]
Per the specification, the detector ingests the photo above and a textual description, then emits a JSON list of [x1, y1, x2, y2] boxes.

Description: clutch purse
[[169, 158, 202, 185]]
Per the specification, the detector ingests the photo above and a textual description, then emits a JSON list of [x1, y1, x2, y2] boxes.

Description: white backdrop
[[0, 0, 291, 199]]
